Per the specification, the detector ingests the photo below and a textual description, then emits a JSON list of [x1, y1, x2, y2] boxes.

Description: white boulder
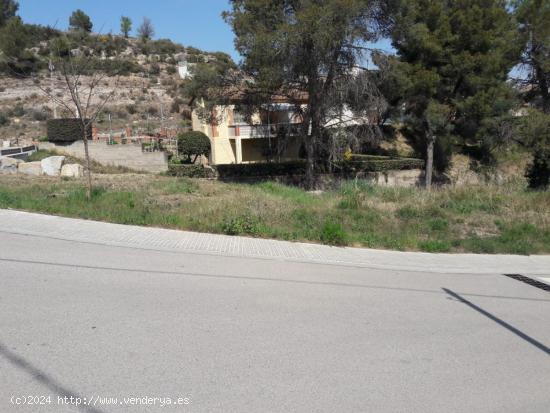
[[41, 156, 65, 176], [60, 163, 84, 178], [0, 156, 21, 174], [18, 161, 43, 176]]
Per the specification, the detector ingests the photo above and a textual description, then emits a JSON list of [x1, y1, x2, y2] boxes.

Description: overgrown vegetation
[[0, 174, 548, 254]]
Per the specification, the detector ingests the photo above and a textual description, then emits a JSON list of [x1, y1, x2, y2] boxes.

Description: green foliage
[[515, 0, 550, 113], [0, 175, 549, 254], [0, 0, 18, 27], [221, 215, 259, 235], [515, 109, 550, 148], [319, 221, 347, 246], [386, 0, 520, 168], [0, 112, 9, 126], [120, 16, 132, 38], [526, 149, 550, 189], [215, 161, 307, 178], [161, 178, 198, 194], [216, 156, 424, 179], [419, 240, 451, 252], [167, 164, 215, 178], [177, 131, 211, 163], [148, 38, 183, 55], [47, 118, 92, 143], [0, 16, 40, 74], [222, 0, 387, 188], [9, 103, 24, 117], [69, 9, 92, 32], [339, 157, 425, 172], [515, 109, 550, 188]]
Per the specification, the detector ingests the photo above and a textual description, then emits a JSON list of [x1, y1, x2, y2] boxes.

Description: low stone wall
[[219, 169, 424, 188], [39, 141, 168, 173]]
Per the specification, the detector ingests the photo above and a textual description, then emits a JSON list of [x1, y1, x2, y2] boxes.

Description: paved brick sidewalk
[[1, 209, 549, 275]]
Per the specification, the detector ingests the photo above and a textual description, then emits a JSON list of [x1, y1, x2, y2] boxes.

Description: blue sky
[[18, 0, 238, 58], [18, 0, 394, 63]]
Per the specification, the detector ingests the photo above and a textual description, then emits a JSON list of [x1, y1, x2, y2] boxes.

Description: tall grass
[[0, 174, 548, 254]]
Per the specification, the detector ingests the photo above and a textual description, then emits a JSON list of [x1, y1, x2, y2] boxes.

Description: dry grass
[[0, 173, 548, 254]]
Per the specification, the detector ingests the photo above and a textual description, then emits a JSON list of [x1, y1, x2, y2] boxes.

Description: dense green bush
[[216, 161, 307, 178], [9, 104, 25, 117], [215, 156, 424, 179], [0, 113, 9, 126], [319, 221, 348, 246], [526, 150, 550, 189], [167, 164, 215, 178], [338, 157, 425, 172], [221, 215, 260, 235], [47, 118, 92, 143], [177, 131, 211, 163]]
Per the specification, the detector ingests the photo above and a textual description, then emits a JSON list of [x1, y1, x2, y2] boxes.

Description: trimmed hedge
[[167, 164, 216, 178], [47, 118, 92, 143], [338, 158, 425, 172], [215, 157, 424, 178], [167, 157, 424, 179], [216, 161, 307, 178]]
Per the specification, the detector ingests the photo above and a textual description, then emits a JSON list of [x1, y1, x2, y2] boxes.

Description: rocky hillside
[[0, 32, 231, 145]]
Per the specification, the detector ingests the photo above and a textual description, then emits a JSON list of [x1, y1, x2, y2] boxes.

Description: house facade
[[191, 100, 306, 165]]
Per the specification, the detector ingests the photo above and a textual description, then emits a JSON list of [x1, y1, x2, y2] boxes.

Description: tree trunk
[[82, 125, 93, 199], [425, 135, 435, 190], [305, 134, 315, 190]]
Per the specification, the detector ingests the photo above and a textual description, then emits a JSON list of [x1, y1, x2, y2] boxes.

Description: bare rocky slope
[[0, 35, 225, 146]]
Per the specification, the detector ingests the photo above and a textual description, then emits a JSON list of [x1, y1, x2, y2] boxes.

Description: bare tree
[[35, 38, 120, 199], [137, 17, 154, 42]]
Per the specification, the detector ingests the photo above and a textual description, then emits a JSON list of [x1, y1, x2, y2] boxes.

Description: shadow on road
[[0, 341, 107, 413], [443, 288, 550, 355]]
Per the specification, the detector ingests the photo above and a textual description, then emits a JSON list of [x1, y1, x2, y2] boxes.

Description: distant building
[[191, 93, 308, 165]]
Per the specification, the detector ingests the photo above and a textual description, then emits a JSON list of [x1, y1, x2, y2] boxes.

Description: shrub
[[319, 221, 347, 246], [526, 149, 550, 189], [339, 157, 425, 172], [149, 63, 161, 75], [0, 112, 9, 126], [47, 118, 92, 143], [126, 104, 137, 115], [177, 131, 211, 163], [170, 98, 181, 114], [166, 65, 177, 75], [216, 161, 306, 178], [30, 109, 50, 121], [9, 104, 25, 117], [167, 164, 215, 178], [221, 215, 259, 235]]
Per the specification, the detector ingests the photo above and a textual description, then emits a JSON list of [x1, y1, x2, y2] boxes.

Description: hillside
[[0, 30, 231, 145]]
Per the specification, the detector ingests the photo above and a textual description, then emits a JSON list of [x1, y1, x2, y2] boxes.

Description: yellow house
[[191, 97, 307, 165]]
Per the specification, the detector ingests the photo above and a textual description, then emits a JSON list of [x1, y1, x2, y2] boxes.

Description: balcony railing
[[228, 122, 301, 138]]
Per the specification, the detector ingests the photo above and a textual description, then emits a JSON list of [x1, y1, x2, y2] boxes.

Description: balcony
[[228, 122, 301, 139]]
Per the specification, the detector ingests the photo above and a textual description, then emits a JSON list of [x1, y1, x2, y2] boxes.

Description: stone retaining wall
[[219, 169, 424, 188], [39, 141, 168, 173]]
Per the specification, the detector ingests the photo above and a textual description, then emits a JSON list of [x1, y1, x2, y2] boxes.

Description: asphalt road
[[1, 230, 549, 412]]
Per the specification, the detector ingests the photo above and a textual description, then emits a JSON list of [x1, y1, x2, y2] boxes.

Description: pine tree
[[387, 0, 520, 187]]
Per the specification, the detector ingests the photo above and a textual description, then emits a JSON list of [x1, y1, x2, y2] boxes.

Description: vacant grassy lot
[[0, 174, 548, 254]]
